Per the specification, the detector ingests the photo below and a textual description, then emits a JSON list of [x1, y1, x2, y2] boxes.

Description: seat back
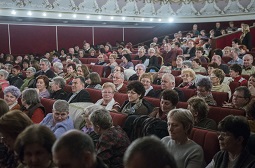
[[175, 76, 183, 87], [40, 98, 56, 114], [85, 88, 102, 103], [110, 112, 127, 127], [178, 88, 196, 102], [114, 92, 128, 107], [212, 91, 229, 107], [172, 70, 181, 76], [229, 81, 240, 94], [144, 97, 160, 108]]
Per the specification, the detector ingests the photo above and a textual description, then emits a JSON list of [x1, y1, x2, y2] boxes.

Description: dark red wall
[[0, 24, 10, 54]]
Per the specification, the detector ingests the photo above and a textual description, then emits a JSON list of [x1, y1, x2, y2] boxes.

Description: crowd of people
[[0, 21, 255, 168]]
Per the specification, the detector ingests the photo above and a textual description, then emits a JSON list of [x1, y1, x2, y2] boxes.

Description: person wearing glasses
[[95, 82, 121, 112], [40, 100, 74, 138], [139, 73, 155, 97], [129, 64, 146, 81], [206, 115, 255, 168]]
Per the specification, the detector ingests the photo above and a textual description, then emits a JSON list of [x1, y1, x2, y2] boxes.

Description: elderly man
[[35, 58, 56, 79], [66, 76, 91, 103], [211, 55, 230, 74], [153, 66, 171, 85], [53, 62, 65, 77], [134, 47, 147, 65], [154, 73, 184, 101], [229, 64, 247, 86], [242, 54, 255, 75], [124, 136, 177, 168], [52, 130, 108, 168], [50, 76, 68, 100], [228, 48, 243, 65], [113, 72, 127, 93], [162, 43, 177, 66]]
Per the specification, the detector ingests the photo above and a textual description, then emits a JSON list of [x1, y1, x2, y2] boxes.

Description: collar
[[9, 101, 18, 110], [243, 65, 253, 70]]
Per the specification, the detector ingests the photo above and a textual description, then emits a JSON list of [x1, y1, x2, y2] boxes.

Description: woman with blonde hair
[[178, 68, 196, 89], [240, 24, 252, 51]]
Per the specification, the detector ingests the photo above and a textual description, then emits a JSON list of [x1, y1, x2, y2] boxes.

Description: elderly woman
[[21, 88, 45, 123], [36, 75, 50, 98], [50, 76, 67, 100], [64, 63, 77, 85], [95, 82, 120, 112], [196, 77, 217, 106], [178, 68, 196, 89], [182, 60, 193, 69], [188, 97, 217, 130], [53, 62, 65, 77], [149, 89, 179, 121], [14, 125, 56, 168], [120, 81, 154, 115], [210, 68, 231, 98], [147, 48, 159, 69], [192, 58, 206, 73], [85, 72, 102, 89], [206, 115, 255, 167], [107, 65, 124, 79], [129, 64, 146, 81], [139, 73, 155, 97], [3, 85, 21, 110], [0, 69, 9, 92], [106, 53, 118, 68], [76, 64, 90, 78], [0, 110, 33, 168], [119, 54, 134, 69], [89, 108, 130, 168], [161, 108, 205, 168], [40, 100, 74, 138], [20, 67, 36, 91]]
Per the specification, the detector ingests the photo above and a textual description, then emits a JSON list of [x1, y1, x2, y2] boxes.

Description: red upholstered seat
[[110, 112, 127, 127], [79, 58, 88, 64], [0, 91, 3, 99], [229, 81, 240, 94], [189, 127, 220, 164], [175, 76, 183, 87], [176, 102, 188, 109], [178, 88, 196, 102], [114, 93, 128, 107], [212, 91, 229, 107], [85, 88, 102, 103], [151, 84, 161, 91], [64, 85, 72, 93], [172, 70, 181, 76], [222, 56, 232, 64], [90, 65, 105, 77], [40, 98, 56, 114], [144, 96, 160, 107], [241, 74, 250, 81], [101, 77, 113, 85]]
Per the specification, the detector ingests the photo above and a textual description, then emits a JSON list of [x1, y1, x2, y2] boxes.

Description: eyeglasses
[[141, 79, 151, 83]]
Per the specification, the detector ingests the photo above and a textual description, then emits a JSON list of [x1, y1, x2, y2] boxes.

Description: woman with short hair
[[50, 76, 67, 100], [0, 69, 9, 92], [129, 64, 146, 81], [64, 63, 77, 85], [179, 68, 196, 89], [119, 54, 134, 69], [36, 75, 50, 98], [3, 85, 21, 110], [161, 108, 205, 168], [21, 88, 45, 123]]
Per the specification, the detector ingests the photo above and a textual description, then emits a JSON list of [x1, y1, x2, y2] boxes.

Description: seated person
[[40, 100, 74, 138], [172, 55, 184, 71], [3, 85, 21, 110], [129, 64, 146, 81], [20, 67, 36, 91], [50, 76, 68, 100], [119, 54, 134, 69], [210, 68, 231, 99], [112, 72, 127, 93], [134, 47, 147, 65], [207, 62, 219, 76], [121, 81, 154, 115], [178, 68, 196, 89], [211, 54, 230, 74], [0, 69, 10, 92], [95, 82, 121, 112], [21, 88, 45, 123], [139, 73, 155, 97], [154, 73, 184, 101], [85, 72, 102, 90], [196, 77, 217, 106], [36, 75, 50, 98], [228, 48, 243, 66], [108, 65, 124, 79], [95, 54, 106, 65], [53, 62, 65, 77], [248, 74, 255, 97], [66, 76, 91, 103], [242, 54, 255, 75], [161, 108, 205, 168], [8, 65, 24, 89], [153, 66, 171, 85], [89, 108, 130, 168], [64, 63, 77, 85], [192, 58, 207, 73], [206, 115, 255, 168], [147, 48, 159, 69], [35, 58, 56, 80], [187, 97, 217, 130], [150, 89, 179, 121], [189, 47, 208, 63], [230, 64, 248, 86]]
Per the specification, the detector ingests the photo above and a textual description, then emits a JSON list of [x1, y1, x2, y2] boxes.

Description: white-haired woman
[[129, 64, 146, 81], [0, 69, 9, 91], [3, 85, 21, 110]]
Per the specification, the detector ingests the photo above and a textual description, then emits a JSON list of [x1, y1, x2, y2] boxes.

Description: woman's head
[[160, 90, 179, 113], [0, 110, 33, 150], [3, 85, 21, 106], [109, 54, 117, 63], [248, 74, 255, 88], [66, 63, 76, 74], [122, 54, 132, 63], [139, 73, 153, 90], [127, 81, 145, 102], [22, 88, 40, 106], [241, 24, 250, 33], [83, 105, 104, 129], [207, 62, 219, 76], [76, 64, 89, 77], [113, 66, 124, 73], [181, 68, 196, 83], [196, 77, 212, 97], [89, 108, 113, 134], [192, 58, 202, 68], [26, 67, 36, 78], [0, 98, 9, 116], [102, 82, 116, 102], [210, 68, 225, 85], [36, 75, 50, 91], [148, 48, 156, 57], [14, 125, 56, 167], [0, 69, 9, 80], [53, 100, 69, 123], [187, 97, 209, 122], [86, 72, 101, 85], [135, 64, 146, 77]]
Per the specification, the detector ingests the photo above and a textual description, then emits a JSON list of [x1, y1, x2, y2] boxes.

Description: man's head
[[211, 55, 221, 66], [232, 86, 251, 108], [196, 78, 212, 98], [71, 76, 85, 93], [123, 136, 177, 168], [232, 38, 241, 48], [68, 48, 75, 55], [84, 43, 90, 50], [153, 37, 158, 43], [164, 43, 172, 52], [229, 64, 242, 78], [230, 47, 240, 60], [40, 58, 51, 71], [113, 72, 124, 86], [52, 130, 97, 168], [11, 65, 21, 76], [195, 47, 203, 58], [243, 54, 253, 67], [216, 22, 220, 28], [161, 74, 175, 90], [157, 66, 171, 79]]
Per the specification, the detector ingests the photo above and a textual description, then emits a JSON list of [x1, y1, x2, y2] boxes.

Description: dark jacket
[[154, 88, 185, 102], [35, 69, 56, 79], [51, 89, 68, 100], [9, 75, 24, 89], [66, 89, 91, 103]]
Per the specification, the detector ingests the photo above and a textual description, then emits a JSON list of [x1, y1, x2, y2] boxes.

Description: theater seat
[[101, 77, 113, 85], [0, 91, 3, 99], [144, 97, 160, 107], [172, 70, 181, 76], [175, 77, 183, 87], [40, 98, 56, 114], [90, 65, 105, 77], [85, 88, 102, 103], [176, 102, 188, 109], [64, 85, 72, 93], [189, 127, 220, 164], [110, 112, 127, 127], [178, 88, 196, 102], [114, 93, 128, 107], [212, 91, 229, 107], [229, 81, 240, 94]]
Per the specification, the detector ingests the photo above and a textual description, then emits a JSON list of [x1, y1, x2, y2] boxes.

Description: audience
[[129, 64, 146, 81], [153, 65, 171, 85], [64, 63, 76, 85], [113, 72, 127, 93], [35, 58, 56, 79], [3, 85, 21, 110], [76, 64, 90, 78], [179, 68, 196, 89], [53, 62, 65, 77], [229, 64, 248, 86], [9, 65, 24, 88]]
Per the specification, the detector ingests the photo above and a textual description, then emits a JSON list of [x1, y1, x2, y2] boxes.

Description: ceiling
[[0, 0, 255, 27]]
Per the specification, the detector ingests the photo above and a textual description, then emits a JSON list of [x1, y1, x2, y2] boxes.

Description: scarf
[[95, 98, 116, 111], [122, 99, 143, 115]]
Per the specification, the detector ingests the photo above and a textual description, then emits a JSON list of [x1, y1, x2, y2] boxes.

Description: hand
[[222, 101, 233, 108]]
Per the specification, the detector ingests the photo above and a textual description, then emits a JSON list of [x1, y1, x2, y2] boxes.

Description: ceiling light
[[42, 12, 47, 16], [27, 11, 32, 16], [122, 17, 126, 20], [168, 17, 174, 22], [11, 10, 16, 15], [158, 19, 162, 22], [141, 18, 144, 21], [73, 14, 77, 18], [98, 16, 102, 19], [150, 18, 153, 22], [58, 13, 62, 17], [110, 16, 114, 20], [86, 15, 90, 19]]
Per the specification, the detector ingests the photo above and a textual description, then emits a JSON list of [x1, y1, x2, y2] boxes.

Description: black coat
[[66, 89, 91, 103]]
